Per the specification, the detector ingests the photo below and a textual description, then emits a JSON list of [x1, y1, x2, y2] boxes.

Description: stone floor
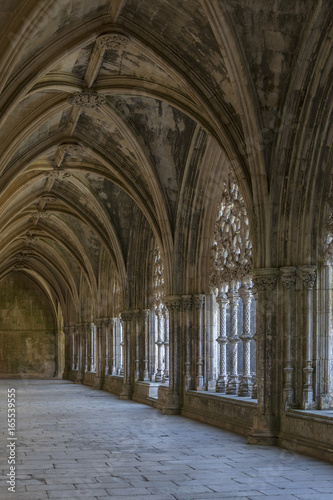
[[0, 380, 333, 500]]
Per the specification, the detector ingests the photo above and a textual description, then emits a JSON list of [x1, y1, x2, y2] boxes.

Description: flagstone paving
[[1, 380, 332, 499]]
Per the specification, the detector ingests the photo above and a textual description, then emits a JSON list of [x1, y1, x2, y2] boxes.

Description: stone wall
[[0, 273, 56, 377]]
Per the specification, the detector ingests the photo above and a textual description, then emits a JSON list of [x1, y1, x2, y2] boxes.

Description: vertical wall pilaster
[[120, 311, 133, 399], [194, 294, 205, 390], [182, 295, 192, 392], [239, 282, 253, 397], [163, 306, 169, 383], [142, 310, 150, 381], [164, 295, 181, 414], [300, 266, 316, 409], [248, 268, 279, 445], [281, 267, 296, 409]]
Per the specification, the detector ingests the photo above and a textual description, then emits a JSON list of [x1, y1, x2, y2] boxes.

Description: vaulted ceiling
[[0, 0, 331, 319]]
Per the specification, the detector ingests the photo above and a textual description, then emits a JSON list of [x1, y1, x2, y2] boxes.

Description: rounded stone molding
[[67, 92, 106, 110]]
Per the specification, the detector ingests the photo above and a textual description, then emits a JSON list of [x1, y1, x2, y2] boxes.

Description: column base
[[301, 389, 315, 410], [248, 414, 279, 446], [163, 393, 181, 415], [238, 377, 253, 397], [226, 376, 239, 395]]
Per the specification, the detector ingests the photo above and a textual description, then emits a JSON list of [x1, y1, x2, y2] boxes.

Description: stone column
[[90, 323, 95, 372], [76, 324, 83, 384], [226, 285, 240, 395], [248, 268, 279, 446], [281, 267, 296, 408], [55, 329, 64, 378], [216, 291, 229, 393], [300, 266, 316, 410], [103, 319, 109, 376], [155, 306, 164, 382], [84, 323, 89, 372], [206, 289, 217, 390], [164, 296, 182, 414], [142, 310, 150, 381], [133, 310, 140, 382], [162, 307, 169, 383], [93, 320, 103, 388], [63, 327, 70, 378], [239, 282, 253, 397], [194, 294, 205, 390], [120, 311, 133, 399], [182, 295, 193, 392], [110, 319, 117, 375], [119, 318, 124, 375]]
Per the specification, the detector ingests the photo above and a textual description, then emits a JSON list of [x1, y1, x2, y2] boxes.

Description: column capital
[[194, 294, 205, 310], [120, 311, 133, 322], [300, 265, 316, 289], [252, 268, 279, 291], [182, 295, 192, 311], [165, 295, 181, 311], [281, 266, 297, 290]]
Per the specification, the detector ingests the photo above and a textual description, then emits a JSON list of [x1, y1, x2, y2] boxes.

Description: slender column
[[55, 329, 64, 378], [281, 267, 296, 408], [142, 310, 150, 381], [120, 311, 133, 399], [206, 289, 217, 390], [163, 306, 169, 383], [239, 282, 253, 397], [251, 331, 258, 399], [248, 268, 279, 446], [194, 294, 205, 390], [84, 323, 89, 372], [71, 326, 76, 371], [182, 295, 192, 391], [300, 266, 316, 409], [216, 291, 229, 393], [103, 318, 109, 376], [110, 319, 117, 375], [93, 320, 103, 388], [226, 285, 240, 395], [133, 310, 140, 382], [90, 323, 95, 372], [164, 296, 182, 414], [119, 319, 124, 375], [63, 327, 70, 378], [76, 324, 83, 383], [155, 307, 164, 381]]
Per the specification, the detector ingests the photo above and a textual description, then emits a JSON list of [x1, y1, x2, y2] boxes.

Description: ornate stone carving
[[194, 295, 205, 310], [120, 311, 132, 322], [165, 298, 181, 311], [300, 267, 316, 289], [32, 211, 50, 221], [281, 267, 296, 290], [153, 245, 165, 308], [45, 169, 71, 179], [210, 171, 253, 288], [252, 276, 277, 292], [96, 33, 129, 50], [67, 92, 106, 110], [182, 295, 192, 311]]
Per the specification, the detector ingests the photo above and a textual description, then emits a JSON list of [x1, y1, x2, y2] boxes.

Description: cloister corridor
[[1, 380, 333, 500]]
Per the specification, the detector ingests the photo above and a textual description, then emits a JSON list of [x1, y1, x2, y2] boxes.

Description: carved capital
[[300, 266, 316, 289], [252, 269, 278, 291], [194, 294, 205, 310], [68, 92, 106, 110], [96, 33, 129, 50], [281, 267, 296, 290], [182, 295, 192, 311], [120, 311, 132, 322], [165, 296, 181, 311]]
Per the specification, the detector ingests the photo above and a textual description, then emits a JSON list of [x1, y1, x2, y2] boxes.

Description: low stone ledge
[[103, 374, 124, 395], [182, 391, 257, 437]]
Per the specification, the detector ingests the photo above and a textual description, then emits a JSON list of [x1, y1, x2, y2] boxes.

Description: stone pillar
[[76, 324, 83, 384], [194, 294, 205, 390], [90, 323, 95, 372], [281, 267, 296, 409], [155, 306, 164, 382], [133, 310, 140, 382], [216, 291, 229, 393], [62, 327, 70, 379], [248, 268, 279, 446], [300, 266, 316, 410], [84, 323, 89, 372], [239, 282, 253, 397], [93, 320, 103, 388], [206, 289, 217, 390], [55, 329, 64, 378], [120, 311, 133, 399], [226, 285, 240, 395], [162, 306, 169, 383], [142, 309, 150, 381], [164, 296, 182, 414], [182, 295, 193, 392], [110, 319, 117, 375]]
